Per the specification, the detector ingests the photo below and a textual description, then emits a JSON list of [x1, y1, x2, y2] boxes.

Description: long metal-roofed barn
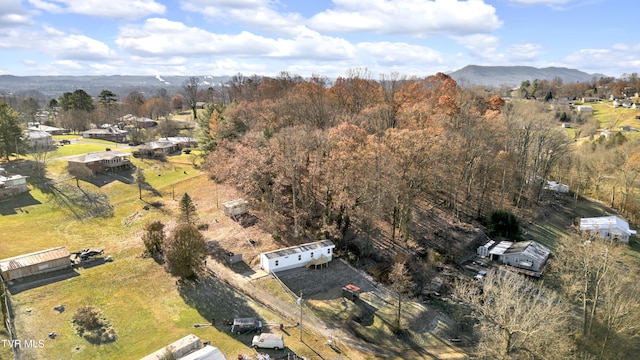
[[0, 247, 71, 282], [259, 240, 335, 273]]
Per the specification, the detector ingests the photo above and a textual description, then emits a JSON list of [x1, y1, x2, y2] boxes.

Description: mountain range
[[448, 65, 608, 88], [0, 66, 610, 99]]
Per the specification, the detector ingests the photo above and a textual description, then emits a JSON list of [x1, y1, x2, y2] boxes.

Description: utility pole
[[297, 291, 303, 342]]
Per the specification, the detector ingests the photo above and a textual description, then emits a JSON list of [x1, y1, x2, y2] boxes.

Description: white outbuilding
[[580, 216, 636, 243], [259, 240, 336, 273]]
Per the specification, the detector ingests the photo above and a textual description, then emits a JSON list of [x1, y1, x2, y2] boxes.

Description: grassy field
[[0, 154, 289, 359], [2, 151, 385, 359]]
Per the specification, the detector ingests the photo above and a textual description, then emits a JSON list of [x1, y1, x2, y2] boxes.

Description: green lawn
[[0, 156, 268, 359]]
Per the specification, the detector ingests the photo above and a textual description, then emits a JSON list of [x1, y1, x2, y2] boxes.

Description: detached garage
[[260, 240, 335, 273], [0, 247, 71, 282]]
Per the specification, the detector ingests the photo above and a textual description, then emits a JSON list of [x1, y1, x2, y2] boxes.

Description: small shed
[[223, 199, 248, 217], [260, 240, 336, 273], [580, 216, 636, 243], [342, 284, 361, 301], [0, 247, 71, 282]]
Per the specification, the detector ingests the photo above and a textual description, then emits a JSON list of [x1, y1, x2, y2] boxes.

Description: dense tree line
[[202, 72, 569, 246]]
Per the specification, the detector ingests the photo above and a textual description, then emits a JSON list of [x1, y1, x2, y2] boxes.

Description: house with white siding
[[580, 216, 636, 243], [479, 240, 551, 276], [259, 240, 335, 273]]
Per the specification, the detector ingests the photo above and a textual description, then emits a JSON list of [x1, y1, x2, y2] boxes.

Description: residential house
[[260, 240, 336, 273], [479, 240, 551, 276], [0, 247, 71, 282], [165, 136, 197, 149], [82, 126, 127, 143], [576, 105, 593, 113], [544, 180, 569, 193], [0, 168, 29, 199], [66, 151, 132, 175], [28, 123, 68, 135], [118, 114, 157, 129], [26, 129, 54, 149], [136, 140, 179, 158], [579, 216, 636, 243]]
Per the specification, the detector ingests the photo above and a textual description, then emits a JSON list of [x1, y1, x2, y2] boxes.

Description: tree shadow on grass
[[0, 192, 41, 215], [178, 273, 260, 328], [46, 183, 114, 220]]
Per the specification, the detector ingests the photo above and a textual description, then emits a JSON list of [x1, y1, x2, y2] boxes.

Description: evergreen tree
[[0, 103, 27, 160], [179, 192, 197, 225]]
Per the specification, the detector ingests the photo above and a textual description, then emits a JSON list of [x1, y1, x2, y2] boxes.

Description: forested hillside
[[199, 72, 564, 261], [196, 70, 640, 357]]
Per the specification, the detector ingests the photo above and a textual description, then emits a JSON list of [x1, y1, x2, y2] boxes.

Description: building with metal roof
[[260, 240, 335, 273], [580, 216, 637, 243], [482, 240, 551, 276], [0, 247, 71, 282]]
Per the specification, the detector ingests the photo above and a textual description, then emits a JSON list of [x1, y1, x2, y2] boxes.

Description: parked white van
[[251, 333, 284, 350]]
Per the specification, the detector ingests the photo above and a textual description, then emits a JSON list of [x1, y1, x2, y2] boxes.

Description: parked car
[[231, 318, 262, 334], [59, 139, 71, 145], [251, 333, 284, 350]]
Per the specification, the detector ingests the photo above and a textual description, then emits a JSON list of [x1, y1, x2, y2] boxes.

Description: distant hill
[[449, 65, 608, 88], [0, 75, 231, 99]]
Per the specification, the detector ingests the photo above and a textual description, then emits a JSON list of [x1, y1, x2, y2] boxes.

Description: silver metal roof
[[262, 240, 335, 260]]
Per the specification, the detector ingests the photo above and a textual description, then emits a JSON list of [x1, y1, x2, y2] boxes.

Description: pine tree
[[0, 104, 26, 161], [179, 193, 197, 225]]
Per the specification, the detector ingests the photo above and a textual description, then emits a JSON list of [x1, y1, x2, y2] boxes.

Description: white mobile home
[[580, 216, 636, 243], [260, 240, 335, 273], [140, 334, 201, 360]]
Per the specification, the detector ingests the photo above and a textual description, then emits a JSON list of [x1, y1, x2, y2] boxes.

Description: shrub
[[72, 306, 117, 343], [164, 223, 207, 279], [142, 221, 165, 255], [487, 210, 521, 240]]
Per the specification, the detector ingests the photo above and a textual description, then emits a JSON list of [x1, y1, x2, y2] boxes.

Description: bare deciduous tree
[[454, 270, 571, 360], [388, 259, 415, 332]]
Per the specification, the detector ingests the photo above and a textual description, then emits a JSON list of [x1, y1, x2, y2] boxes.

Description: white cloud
[[0, 0, 33, 27], [508, 0, 574, 5], [560, 47, 640, 77], [308, 0, 502, 36], [181, 0, 303, 34], [27, 0, 165, 19], [357, 42, 442, 67], [116, 18, 357, 60], [451, 34, 501, 60], [0, 25, 116, 61], [505, 43, 543, 62]]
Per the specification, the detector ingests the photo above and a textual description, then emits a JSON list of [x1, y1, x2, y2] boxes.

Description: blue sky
[[0, 0, 637, 78]]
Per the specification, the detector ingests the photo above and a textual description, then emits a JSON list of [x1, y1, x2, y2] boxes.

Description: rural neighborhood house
[[260, 240, 336, 273], [478, 240, 551, 275], [66, 151, 132, 175], [579, 216, 637, 243]]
